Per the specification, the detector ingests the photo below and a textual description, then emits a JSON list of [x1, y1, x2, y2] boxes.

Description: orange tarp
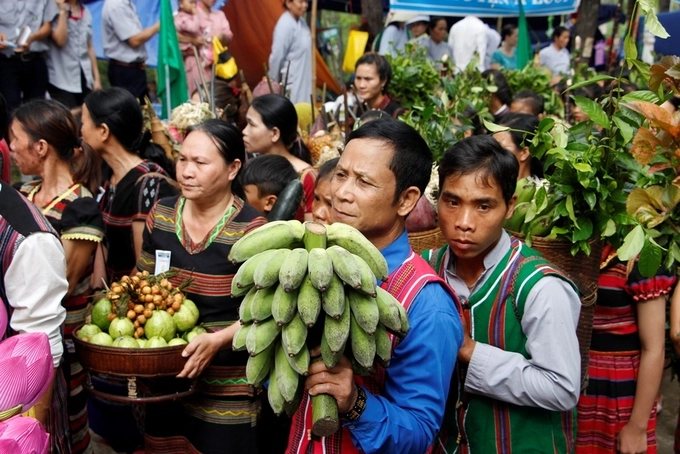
[[223, 0, 343, 95]]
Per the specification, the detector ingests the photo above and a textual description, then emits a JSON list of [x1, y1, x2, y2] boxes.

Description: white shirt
[[448, 16, 488, 73], [485, 26, 502, 70], [5, 232, 67, 368], [102, 0, 147, 63]]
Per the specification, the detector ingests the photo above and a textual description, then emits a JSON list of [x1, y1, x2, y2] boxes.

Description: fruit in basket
[[145, 310, 177, 342], [137, 339, 147, 348], [90, 332, 114, 346], [168, 338, 188, 346], [173, 299, 199, 332], [146, 337, 168, 348], [113, 336, 139, 348], [91, 298, 113, 332], [77, 324, 102, 341], [183, 326, 207, 343], [405, 196, 437, 233], [109, 317, 135, 339]]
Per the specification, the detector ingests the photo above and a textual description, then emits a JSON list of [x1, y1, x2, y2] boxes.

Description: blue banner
[[388, 0, 580, 17]]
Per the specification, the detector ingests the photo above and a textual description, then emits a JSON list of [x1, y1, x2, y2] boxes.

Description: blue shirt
[[491, 48, 517, 70], [344, 230, 463, 453]]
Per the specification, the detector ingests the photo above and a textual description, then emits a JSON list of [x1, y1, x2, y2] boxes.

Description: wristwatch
[[340, 387, 367, 422]]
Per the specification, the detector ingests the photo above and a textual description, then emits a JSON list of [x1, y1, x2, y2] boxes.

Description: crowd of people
[[0, 1, 679, 454]]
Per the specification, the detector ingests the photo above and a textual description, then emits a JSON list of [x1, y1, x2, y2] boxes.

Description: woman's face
[[430, 19, 448, 43], [312, 177, 333, 224], [243, 107, 277, 154], [285, 0, 308, 19], [200, 0, 216, 9], [176, 130, 240, 202], [80, 104, 103, 153], [354, 63, 384, 106], [8, 120, 43, 176], [506, 28, 519, 47]]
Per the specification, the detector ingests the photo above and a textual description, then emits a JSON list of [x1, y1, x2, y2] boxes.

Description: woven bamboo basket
[[511, 233, 602, 390], [408, 228, 447, 254]]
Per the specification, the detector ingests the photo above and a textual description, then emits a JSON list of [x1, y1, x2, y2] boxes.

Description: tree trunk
[[658, 0, 670, 13], [361, 0, 383, 48], [573, 0, 601, 65]]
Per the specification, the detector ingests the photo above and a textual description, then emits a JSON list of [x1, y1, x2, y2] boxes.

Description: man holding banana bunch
[[423, 135, 581, 453], [286, 118, 464, 453]]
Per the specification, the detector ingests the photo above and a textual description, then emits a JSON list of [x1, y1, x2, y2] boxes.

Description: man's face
[[437, 170, 515, 262], [555, 31, 570, 49], [330, 138, 400, 248]]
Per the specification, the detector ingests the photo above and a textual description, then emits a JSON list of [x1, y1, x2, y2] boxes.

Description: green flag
[[516, 0, 532, 69], [158, 0, 188, 119]]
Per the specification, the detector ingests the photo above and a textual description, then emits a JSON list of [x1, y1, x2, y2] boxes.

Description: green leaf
[[630, 59, 651, 82], [572, 96, 609, 129], [643, 13, 670, 39], [603, 219, 617, 237], [565, 75, 616, 92], [422, 105, 435, 121], [566, 194, 578, 225], [584, 191, 597, 209], [483, 119, 508, 133], [670, 241, 680, 263], [638, 239, 663, 277], [573, 163, 593, 173], [612, 116, 635, 144], [624, 35, 638, 61], [621, 90, 660, 103], [572, 218, 593, 242], [618, 225, 645, 260]]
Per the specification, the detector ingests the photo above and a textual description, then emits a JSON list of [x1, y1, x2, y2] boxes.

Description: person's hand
[[0, 33, 9, 50], [616, 423, 647, 454], [177, 332, 222, 379], [305, 347, 357, 413], [93, 79, 102, 91], [55, 0, 68, 11], [456, 316, 476, 363], [193, 36, 206, 47]]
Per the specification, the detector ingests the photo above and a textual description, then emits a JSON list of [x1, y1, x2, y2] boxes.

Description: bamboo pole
[[310, 0, 318, 105]]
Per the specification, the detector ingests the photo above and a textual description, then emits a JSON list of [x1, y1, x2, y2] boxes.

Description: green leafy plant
[[503, 65, 564, 118], [384, 44, 440, 110]]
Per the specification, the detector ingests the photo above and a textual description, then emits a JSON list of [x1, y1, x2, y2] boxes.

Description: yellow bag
[[213, 37, 238, 80], [342, 30, 369, 73]]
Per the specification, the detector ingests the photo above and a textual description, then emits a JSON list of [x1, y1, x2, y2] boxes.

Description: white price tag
[[154, 250, 171, 275]]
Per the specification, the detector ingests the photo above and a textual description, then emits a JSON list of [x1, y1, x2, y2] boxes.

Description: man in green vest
[[423, 135, 581, 453]]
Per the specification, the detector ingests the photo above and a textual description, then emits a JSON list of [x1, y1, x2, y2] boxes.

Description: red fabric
[[0, 140, 10, 183]]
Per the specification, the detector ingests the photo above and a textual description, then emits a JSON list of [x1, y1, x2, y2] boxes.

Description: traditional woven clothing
[[287, 231, 463, 453], [576, 247, 676, 453], [20, 181, 104, 454], [424, 234, 580, 453], [99, 161, 177, 281], [138, 195, 266, 453]]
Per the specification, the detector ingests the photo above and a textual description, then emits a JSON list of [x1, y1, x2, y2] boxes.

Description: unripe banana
[[297, 274, 321, 327], [374, 287, 402, 333], [350, 253, 378, 297], [321, 274, 345, 319], [228, 221, 304, 264], [286, 344, 310, 375], [397, 303, 410, 335], [324, 298, 351, 353], [253, 249, 290, 289], [245, 341, 275, 387], [515, 177, 538, 204], [239, 287, 258, 324], [231, 282, 252, 298], [283, 380, 304, 417], [232, 249, 279, 292], [232, 323, 251, 351], [374, 323, 392, 367], [246, 317, 281, 356], [326, 245, 362, 290], [278, 248, 309, 292], [307, 248, 334, 292], [320, 332, 344, 368], [282, 313, 307, 357], [348, 290, 379, 335], [275, 342, 299, 403], [250, 286, 276, 323], [272, 285, 298, 326], [350, 312, 376, 370], [504, 202, 529, 233], [528, 207, 556, 237], [267, 368, 286, 416], [326, 222, 389, 281]]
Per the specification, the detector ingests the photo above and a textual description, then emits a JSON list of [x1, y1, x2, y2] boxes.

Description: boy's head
[[241, 154, 298, 215], [437, 135, 518, 261], [312, 157, 339, 224], [510, 89, 545, 117]]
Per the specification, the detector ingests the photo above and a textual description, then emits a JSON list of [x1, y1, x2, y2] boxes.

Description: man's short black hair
[[240, 154, 298, 198], [481, 69, 513, 106], [512, 89, 545, 116], [348, 118, 432, 204], [552, 26, 569, 41], [438, 135, 518, 205]]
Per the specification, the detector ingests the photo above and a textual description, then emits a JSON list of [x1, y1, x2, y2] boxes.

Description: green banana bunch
[[515, 177, 538, 205], [504, 202, 530, 233], [528, 206, 556, 237], [230, 220, 412, 435]]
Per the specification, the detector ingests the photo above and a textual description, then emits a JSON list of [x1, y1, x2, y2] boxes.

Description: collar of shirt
[[380, 230, 411, 276], [445, 230, 511, 300], [493, 104, 509, 117]]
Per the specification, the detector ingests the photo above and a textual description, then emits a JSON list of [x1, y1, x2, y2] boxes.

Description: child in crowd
[[311, 157, 338, 224], [240, 154, 298, 216]]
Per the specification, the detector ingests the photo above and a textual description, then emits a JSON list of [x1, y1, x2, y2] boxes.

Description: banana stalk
[[302, 223, 340, 437]]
